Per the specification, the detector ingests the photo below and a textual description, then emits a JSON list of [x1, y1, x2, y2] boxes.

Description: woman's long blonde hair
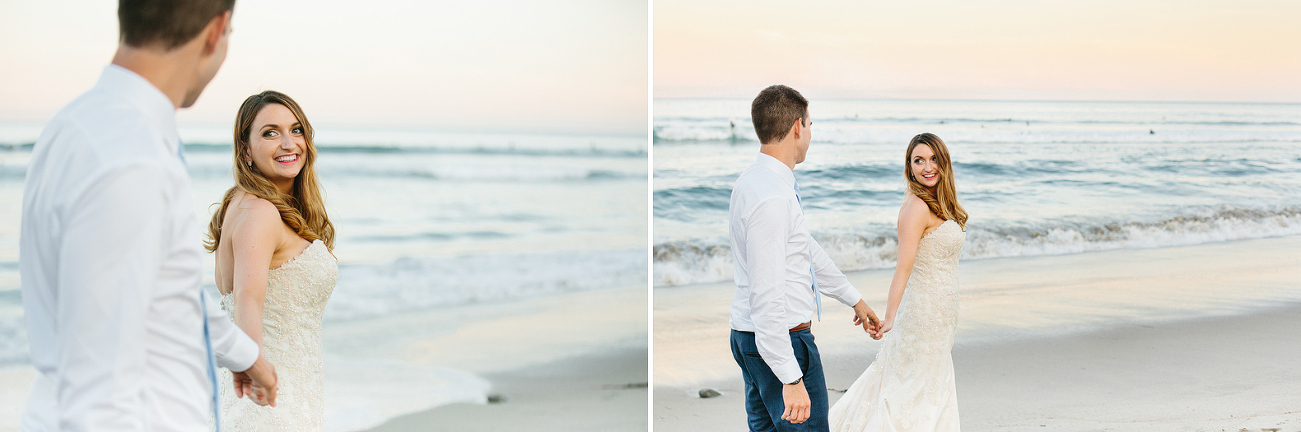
[[205, 90, 334, 252], [905, 133, 967, 230]]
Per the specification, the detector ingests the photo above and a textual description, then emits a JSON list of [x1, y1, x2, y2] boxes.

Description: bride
[[206, 91, 338, 430], [830, 133, 968, 431]]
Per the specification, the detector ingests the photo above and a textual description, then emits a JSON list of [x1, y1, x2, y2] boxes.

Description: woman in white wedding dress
[[829, 133, 968, 432], [206, 91, 338, 431]]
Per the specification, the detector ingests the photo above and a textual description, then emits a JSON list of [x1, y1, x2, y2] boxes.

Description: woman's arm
[[881, 196, 933, 333], [229, 198, 283, 347]]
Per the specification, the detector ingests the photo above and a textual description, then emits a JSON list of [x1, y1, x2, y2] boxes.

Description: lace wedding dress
[[829, 220, 964, 432], [218, 239, 337, 431]]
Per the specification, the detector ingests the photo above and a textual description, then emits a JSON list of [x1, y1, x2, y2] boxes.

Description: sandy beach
[[366, 347, 647, 432], [654, 235, 1301, 431], [357, 283, 650, 432]]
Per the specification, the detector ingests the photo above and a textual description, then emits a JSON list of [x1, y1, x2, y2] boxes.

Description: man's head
[[751, 85, 812, 164], [118, 0, 236, 107]]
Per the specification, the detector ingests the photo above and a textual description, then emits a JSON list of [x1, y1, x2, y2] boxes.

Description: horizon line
[[653, 96, 1301, 106]]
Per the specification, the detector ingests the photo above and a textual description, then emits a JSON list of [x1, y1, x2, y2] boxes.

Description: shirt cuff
[[770, 360, 804, 384], [217, 335, 259, 372], [834, 286, 863, 308]]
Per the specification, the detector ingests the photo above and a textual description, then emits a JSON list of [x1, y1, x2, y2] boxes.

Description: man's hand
[[851, 300, 882, 339], [233, 353, 278, 407], [781, 380, 811, 424]]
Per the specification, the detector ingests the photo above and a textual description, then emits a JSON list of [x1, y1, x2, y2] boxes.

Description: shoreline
[[328, 284, 648, 431], [654, 235, 1301, 431]]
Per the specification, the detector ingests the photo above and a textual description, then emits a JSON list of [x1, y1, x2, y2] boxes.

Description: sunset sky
[[0, 0, 648, 135], [655, 0, 1301, 102]]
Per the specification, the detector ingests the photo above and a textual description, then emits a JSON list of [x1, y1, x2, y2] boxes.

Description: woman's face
[[909, 144, 940, 188], [246, 103, 306, 193]]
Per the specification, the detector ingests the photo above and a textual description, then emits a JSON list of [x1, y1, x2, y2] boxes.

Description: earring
[[246, 160, 252, 167]]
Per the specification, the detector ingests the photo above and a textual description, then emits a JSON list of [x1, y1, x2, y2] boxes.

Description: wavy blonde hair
[[205, 90, 335, 252], [905, 133, 967, 230]]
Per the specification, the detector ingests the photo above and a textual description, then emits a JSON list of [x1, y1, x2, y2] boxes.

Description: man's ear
[[790, 117, 804, 140], [202, 11, 232, 56]]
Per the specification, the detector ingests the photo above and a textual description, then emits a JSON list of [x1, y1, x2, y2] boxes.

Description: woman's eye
[[264, 130, 278, 138], [292, 127, 303, 135]]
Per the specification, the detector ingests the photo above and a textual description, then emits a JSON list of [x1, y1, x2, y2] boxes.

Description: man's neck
[[759, 143, 798, 170], [110, 45, 194, 109]]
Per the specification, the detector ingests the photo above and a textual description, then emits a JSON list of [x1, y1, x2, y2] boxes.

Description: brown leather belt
[[789, 321, 811, 332]]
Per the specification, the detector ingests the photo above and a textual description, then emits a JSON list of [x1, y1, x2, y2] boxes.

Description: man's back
[[728, 156, 802, 329], [20, 65, 213, 431]]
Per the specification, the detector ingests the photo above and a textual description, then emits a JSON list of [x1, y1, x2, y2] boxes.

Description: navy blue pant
[[730, 329, 829, 432]]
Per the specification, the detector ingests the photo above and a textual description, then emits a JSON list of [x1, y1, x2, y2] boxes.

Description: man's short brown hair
[[118, 0, 236, 50], [750, 85, 809, 144]]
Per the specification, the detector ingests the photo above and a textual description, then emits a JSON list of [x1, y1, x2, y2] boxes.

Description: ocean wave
[[653, 125, 756, 143], [652, 206, 1301, 286], [651, 125, 1301, 145], [654, 186, 732, 219], [351, 231, 512, 243], [145, 163, 645, 183], [325, 248, 647, 321], [0, 141, 648, 158], [180, 142, 648, 158], [0, 248, 648, 365]]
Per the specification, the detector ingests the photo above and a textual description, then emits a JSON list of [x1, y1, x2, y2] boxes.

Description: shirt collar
[[755, 152, 796, 189], [96, 64, 182, 153]]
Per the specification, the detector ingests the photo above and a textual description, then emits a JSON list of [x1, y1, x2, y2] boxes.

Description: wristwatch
[[785, 377, 802, 386]]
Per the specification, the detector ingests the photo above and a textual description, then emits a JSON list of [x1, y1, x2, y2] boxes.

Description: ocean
[[0, 122, 648, 430], [653, 98, 1301, 287]]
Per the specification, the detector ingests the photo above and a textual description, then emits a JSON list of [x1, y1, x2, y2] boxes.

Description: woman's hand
[[877, 317, 894, 338]]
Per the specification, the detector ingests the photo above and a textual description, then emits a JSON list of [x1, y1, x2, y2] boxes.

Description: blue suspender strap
[[201, 292, 221, 431]]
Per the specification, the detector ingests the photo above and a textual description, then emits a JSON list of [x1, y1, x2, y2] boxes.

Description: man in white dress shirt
[[20, 1, 279, 430], [730, 85, 882, 432]]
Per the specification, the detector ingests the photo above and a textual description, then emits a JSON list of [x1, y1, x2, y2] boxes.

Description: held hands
[[232, 353, 278, 407], [878, 317, 894, 336], [850, 300, 885, 340], [781, 380, 811, 424]]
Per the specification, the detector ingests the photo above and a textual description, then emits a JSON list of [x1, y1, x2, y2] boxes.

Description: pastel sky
[[0, 1, 648, 135], [655, 0, 1301, 102]]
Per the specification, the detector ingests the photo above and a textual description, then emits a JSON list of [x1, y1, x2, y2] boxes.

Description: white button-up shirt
[[20, 65, 260, 431], [729, 153, 863, 383]]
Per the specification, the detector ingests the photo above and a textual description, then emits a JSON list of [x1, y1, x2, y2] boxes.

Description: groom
[[20, 0, 278, 430], [730, 85, 882, 431]]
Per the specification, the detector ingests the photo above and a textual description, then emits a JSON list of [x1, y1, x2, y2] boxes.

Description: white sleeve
[[810, 239, 862, 307], [745, 197, 802, 384], [204, 289, 259, 372], [54, 164, 165, 431]]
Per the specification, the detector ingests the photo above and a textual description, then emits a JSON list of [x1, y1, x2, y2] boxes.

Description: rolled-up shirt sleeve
[[55, 164, 165, 431], [810, 239, 862, 307], [745, 196, 803, 384], [206, 289, 259, 372]]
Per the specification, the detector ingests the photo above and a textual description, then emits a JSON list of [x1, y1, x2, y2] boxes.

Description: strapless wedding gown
[[829, 220, 964, 432], [218, 240, 337, 431]]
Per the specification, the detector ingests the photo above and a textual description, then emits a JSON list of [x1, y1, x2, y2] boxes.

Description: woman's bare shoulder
[[898, 193, 930, 218], [227, 192, 283, 236]]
